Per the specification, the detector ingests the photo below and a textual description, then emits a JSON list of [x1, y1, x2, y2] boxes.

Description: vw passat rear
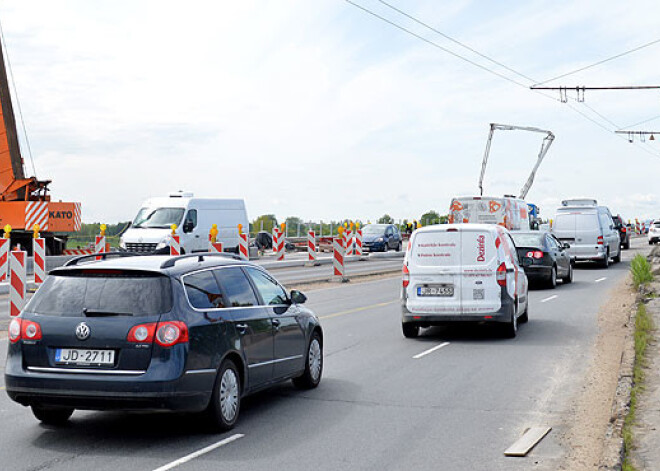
[[401, 224, 528, 338], [5, 253, 323, 430]]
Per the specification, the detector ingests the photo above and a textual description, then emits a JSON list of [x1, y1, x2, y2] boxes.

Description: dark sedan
[[361, 224, 402, 252], [511, 231, 573, 288], [5, 252, 323, 430], [613, 215, 631, 250]]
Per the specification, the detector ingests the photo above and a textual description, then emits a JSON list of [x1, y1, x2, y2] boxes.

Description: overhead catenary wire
[[344, 0, 660, 159], [0, 16, 37, 178], [533, 37, 660, 86], [620, 113, 660, 130]]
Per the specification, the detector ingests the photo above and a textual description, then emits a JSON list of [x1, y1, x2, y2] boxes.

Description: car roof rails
[[160, 252, 243, 269], [64, 251, 140, 267]]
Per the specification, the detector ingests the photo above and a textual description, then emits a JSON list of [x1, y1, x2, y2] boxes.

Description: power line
[[343, 0, 530, 89], [534, 37, 660, 86], [620, 113, 660, 130], [375, 0, 536, 83]]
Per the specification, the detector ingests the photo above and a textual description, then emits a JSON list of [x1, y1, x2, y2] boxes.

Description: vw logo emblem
[[75, 322, 91, 341]]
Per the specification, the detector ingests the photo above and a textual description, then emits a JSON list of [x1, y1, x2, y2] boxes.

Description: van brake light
[[496, 263, 507, 287], [597, 236, 604, 245], [402, 265, 410, 288]]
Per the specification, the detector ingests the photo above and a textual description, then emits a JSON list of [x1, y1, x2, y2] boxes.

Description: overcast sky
[[1, 0, 659, 224]]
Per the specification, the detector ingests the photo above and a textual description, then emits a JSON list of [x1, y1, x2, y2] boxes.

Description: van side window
[[183, 210, 197, 232], [599, 213, 613, 231], [183, 271, 224, 309], [245, 267, 288, 306], [213, 267, 258, 307]]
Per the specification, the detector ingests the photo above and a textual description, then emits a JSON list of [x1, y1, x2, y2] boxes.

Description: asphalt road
[[0, 238, 648, 470]]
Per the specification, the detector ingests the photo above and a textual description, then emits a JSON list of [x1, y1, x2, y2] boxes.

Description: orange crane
[[0, 37, 80, 254]]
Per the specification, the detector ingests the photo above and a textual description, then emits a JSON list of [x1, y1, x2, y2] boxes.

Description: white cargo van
[[551, 199, 620, 267], [401, 224, 528, 338], [120, 192, 249, 254], [448, 195, 531, 230]]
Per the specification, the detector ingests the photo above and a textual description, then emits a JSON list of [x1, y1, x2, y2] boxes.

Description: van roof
[[414, 223, 507, 235], [142, 196, 246, 209]]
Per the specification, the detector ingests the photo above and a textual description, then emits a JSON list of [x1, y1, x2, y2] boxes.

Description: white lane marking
[[595, 277, 607, 283], [152, 434, 244, 471], [413, 342, 450, 359], [540, 295, 558, 303]]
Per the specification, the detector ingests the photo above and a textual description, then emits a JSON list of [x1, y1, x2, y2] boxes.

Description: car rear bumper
[[363, 242, 387, 252], [522, 265, 553, 280], [401, 297, 514, 325]]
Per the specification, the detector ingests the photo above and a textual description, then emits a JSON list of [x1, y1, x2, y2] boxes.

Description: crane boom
[[478, 123, 555, 199]]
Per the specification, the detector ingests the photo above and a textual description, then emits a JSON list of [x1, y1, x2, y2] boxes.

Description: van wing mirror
[[563, 242, 570, 249], [183, 221, 194, 233]]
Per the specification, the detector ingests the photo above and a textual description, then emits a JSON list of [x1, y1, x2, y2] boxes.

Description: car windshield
[[24, 271, 173, 317], [511, 233, 544, 248], [363, 225, 387, 235], [132, 207, 185, 228]]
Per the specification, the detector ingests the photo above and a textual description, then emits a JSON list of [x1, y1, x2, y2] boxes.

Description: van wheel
[[562, 263, 573, 284], [31, 405, 74, 425], [501, 309, 518, 338], [546, 266, 557, 289], [613, 251, 621, 263], [519, 303, 529, 323], [599, 252, 609, 268], [208, 359, 241, 431], [402, 322, 420, 338]]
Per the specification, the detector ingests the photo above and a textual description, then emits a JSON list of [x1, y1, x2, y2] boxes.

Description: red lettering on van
[[477, 235, 486, 262]]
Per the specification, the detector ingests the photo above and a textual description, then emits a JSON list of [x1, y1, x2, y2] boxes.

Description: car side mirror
[[290, 290, 307, 304], [183, 221, 194, 233], [563, 242, 570, 249]]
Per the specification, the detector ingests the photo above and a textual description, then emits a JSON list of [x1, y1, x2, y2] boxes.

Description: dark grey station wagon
[[5, 253, 323, 430]]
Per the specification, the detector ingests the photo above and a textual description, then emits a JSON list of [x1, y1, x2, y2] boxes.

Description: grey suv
[[5, 253, 323, 430]]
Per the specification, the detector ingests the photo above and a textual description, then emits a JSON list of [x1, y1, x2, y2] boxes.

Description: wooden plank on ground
[[504, 426, 552, 457]]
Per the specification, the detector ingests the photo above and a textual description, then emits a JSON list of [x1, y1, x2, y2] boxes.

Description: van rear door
[[459, 228, 501, 314], [407, 229, 462, 315]]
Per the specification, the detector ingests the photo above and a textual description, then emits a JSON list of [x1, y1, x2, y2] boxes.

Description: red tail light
[[597, 236, 604, 245], [127, 321, 188, 347], [127, 323, 157, 343], [526, 251, 544, 259], [621, 227, 627, 233], [496, 262, 507, 287], [9, 318, 42, 343], [155, 321, 189, 347], [402, 265, 410, 288]]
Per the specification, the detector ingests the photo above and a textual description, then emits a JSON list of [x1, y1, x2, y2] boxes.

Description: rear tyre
[[396, 242, 402, 252], [402, 322, 420, 338], [546, 266, 557, 289], [623, 241, 630, 250], [613, 250, 621, 263], [519, 303, 529, 323], [208, 359, 241, 431], [292, 331, 323, 390], [31, 406, 74, 425], [501, 308, 518, 338], [562, 263, 573, 284], [598, 252, 609, 268]]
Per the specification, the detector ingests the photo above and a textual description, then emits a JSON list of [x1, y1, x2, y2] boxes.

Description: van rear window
[[24, 271, 172, 317]]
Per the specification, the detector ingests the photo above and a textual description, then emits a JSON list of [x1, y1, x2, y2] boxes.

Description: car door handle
[[235, 323, 248, 334]]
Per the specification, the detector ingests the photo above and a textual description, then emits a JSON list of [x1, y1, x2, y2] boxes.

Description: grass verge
[[631, 254, 654, 288], [622, 302, 655, 471]]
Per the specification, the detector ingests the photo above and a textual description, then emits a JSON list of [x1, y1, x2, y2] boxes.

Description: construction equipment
[[0, 35, 80, 254], [478, 123, 555, 199]]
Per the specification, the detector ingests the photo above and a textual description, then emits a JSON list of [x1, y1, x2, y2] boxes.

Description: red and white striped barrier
[[10, 250, 26, 316], [239, 233, 249, 260], [170, 234, 181, 256], [345, 230, 353, 256], [272, 229, 279, 255], [277, 231, 285, 261], [355, 229, 363, 256], [333, 236, 345, 279], [209, 241, 223, 253], [95, 235, 106, 261], [307, 230, 317, 262], [0, 238, 8, 282], [33, 237, 46, 284], [62, 249, 95, 256], [642, 222, 647, 234]]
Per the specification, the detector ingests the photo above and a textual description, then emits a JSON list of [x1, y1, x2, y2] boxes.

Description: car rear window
[[510, 233, 544, 248], [24, 270, 172, 317]]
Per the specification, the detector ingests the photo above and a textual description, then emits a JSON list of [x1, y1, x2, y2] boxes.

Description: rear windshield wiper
[[83, 309, 133, 317]]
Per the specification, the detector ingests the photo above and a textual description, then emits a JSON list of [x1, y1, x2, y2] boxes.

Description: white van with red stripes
[[401, 224, 528, 338]]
